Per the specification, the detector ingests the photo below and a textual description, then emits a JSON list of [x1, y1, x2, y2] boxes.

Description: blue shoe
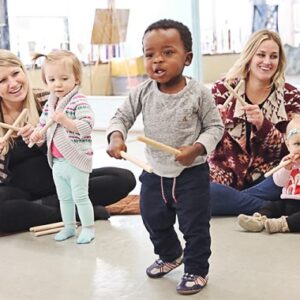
[[146, 256, 183, 278], [176, 273, 208, 295]]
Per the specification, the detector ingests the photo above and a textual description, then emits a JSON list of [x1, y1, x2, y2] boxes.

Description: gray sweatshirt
[[107, 78, 224, 177]]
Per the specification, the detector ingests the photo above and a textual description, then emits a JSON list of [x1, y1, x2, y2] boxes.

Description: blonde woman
[[209, 29, 300, 215], [0, 49, 136, 233]]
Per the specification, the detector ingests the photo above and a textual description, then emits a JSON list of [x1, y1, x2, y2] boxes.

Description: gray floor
[[1, 131, 300, 300]]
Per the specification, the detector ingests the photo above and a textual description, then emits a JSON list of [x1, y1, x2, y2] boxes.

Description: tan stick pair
[[30, 222, 64, 237], [223, 81, 247, 107], [137, 135, 181, 155], [28, 119, 55, 148], [0, 109, 28, 143], [0, 122, 21, 131], [222, 80, 244, 108], [120, 150, 153, 173]]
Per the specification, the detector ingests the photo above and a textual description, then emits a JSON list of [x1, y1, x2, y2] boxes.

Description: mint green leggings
[[52, 158, 94, 227]]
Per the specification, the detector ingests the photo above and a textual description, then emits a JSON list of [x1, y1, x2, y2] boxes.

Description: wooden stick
[[0, 108, 28, 143], [33, 227, 64, 237], [222, 80, 244, 108], [120, 150, 153, 173], [137, 135, 181, 155], [224, 82, 248, 107], [28, 119, 55, 148], [264, 159, 292, 178], [29, 221, 64, 232], [0, 122, 21, 131]]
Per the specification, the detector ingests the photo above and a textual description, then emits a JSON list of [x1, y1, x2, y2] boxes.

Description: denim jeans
[[210, 176, 282, 216]]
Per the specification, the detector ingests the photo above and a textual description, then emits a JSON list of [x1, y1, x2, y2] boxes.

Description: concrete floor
[[1, 216, 300, 300], [1, 128, 300, 300]]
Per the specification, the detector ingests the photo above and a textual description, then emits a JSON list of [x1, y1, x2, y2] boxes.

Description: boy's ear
[[185, 51, 193, 66]]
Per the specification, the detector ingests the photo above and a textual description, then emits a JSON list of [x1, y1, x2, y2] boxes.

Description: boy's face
[[143, 28, 192, 93]]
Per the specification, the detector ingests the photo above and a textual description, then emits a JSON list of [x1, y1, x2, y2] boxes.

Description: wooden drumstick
[[222, 80, 244, 108], [120, 150, 153, 173], [264, 159, 293, 177], [137, 135, 181, 155], [0, 108, 28, 143], [33, 227, 64, 237], [28, 119, 55, 148], [224, 82, 248, 107], [0, 122, 21, 131], [29, 221, 64, 232]]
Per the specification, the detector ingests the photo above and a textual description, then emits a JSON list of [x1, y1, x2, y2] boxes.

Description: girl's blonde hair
[[225, 29, 286, 88], [32, 50, 82, 85], [0, 49, 40, 154]]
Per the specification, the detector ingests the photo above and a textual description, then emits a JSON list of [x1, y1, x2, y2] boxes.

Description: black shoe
[[94, 205, 110, 220]]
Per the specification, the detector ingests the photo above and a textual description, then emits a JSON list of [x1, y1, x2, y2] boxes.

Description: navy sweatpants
[[139, 163, 211, 277]]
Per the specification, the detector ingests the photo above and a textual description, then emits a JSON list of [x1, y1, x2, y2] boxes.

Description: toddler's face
[[286, 132, 300, 155], [44, 60, 78, 100], [143, 28, 192, 93]]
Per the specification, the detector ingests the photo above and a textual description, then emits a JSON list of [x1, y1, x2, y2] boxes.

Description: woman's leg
[[88, 167, 136, 206], [0, 186, 61, 233], [210, 176, 282, 216]]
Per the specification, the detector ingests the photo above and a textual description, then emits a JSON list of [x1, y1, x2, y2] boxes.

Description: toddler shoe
[[146, 255, 183, 278], [264, 216, 290, 233], [176, 273, 208, 295], [237, 212, 267, 232]]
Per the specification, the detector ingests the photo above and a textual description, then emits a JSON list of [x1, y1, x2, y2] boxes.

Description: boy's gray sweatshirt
[[107, 78, 224, 178]]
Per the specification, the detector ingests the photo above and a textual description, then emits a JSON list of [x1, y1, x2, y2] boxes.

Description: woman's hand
[[17, 123, 35, 144], [242, 104, 264, 130], [217, 104, 227, 124]]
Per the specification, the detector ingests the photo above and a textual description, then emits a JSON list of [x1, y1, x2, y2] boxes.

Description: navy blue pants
[[139, 163, 211, 277]]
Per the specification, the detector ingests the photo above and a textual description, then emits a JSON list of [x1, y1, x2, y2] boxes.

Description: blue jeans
[[210, 176, 282, 216], [139, 164, 211, 277]]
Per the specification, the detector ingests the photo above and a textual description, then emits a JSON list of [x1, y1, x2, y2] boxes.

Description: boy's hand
[[175, 143, 206, 166], [106, 131, 127, 159]]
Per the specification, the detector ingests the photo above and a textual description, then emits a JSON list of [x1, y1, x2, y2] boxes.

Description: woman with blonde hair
[[209, 29, 300, 215], [0, 49, 136, 233]]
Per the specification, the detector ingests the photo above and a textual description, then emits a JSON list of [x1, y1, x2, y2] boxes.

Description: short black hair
[[143, 19, 192, 52]]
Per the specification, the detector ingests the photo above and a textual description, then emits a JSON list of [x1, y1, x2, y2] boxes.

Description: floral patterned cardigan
[[208, 79, 300, 190]]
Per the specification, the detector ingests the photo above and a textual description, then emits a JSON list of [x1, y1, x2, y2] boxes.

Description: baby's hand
[[106, 132, 127, 159], [52, 111, 67, 125], [29, 130, 43, 144], [281, 153, 300, 170]]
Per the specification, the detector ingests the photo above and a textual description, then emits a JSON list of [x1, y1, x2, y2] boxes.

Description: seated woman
[[0, 49, 136, 233], [208, 29, 300, 215]]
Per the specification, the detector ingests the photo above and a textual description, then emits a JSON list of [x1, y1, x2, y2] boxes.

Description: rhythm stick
[[29, 221, 64, 232], [264, 159, 292, 178], [0, 122, 21, 131], [222, 80, 244, 108], [224, 82, 248, 107], [137, 136, 181, 155], [28, 119, 55, 148], [0, 108, 28, 143], [120, 150, 153, 173], [33, 227, 64, 237]]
